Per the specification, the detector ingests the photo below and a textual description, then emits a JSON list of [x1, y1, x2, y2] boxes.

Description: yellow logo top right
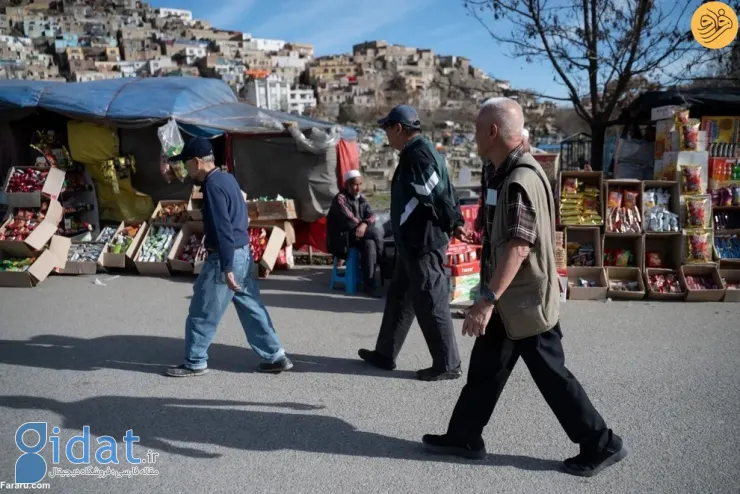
[[692, 1, 738, 49]]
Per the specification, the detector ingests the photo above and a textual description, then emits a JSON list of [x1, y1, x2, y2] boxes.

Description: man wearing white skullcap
[[327, 169, 384, 297]]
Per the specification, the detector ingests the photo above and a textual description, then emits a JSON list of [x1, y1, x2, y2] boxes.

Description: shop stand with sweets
[[0, 235, 71, 288], [566, 266, 608, 300], [719, 268, 740, 302], [248, 194, 297, 273], [132, 203, 187, 277], [605, 266, 646, 300], [168, 221, 206, 275], [446, 241, 482, 305]]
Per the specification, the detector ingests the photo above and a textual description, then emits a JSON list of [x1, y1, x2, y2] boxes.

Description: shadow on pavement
[[0, 395, 562, 471], [0, 334, 415, 379]]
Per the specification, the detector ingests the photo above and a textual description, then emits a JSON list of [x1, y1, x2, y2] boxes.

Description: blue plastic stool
[[330, 248, 360, 295]]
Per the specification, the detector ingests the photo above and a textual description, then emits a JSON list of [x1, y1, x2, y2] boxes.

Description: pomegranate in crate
[[248, 227, 268, 262]]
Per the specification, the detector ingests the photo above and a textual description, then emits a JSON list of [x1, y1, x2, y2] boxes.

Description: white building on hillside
[[156, 8, 193, 23], [289, 87, 317, 115], [185, 46, 206, 65], [245, 74, 290, 111], [242, 33, 285, 52]]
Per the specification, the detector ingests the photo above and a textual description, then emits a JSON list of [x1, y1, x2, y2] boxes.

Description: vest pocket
[[497, 280, 549, 339]]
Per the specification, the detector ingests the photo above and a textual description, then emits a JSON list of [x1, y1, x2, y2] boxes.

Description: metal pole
[[308, 245, 313, 264]]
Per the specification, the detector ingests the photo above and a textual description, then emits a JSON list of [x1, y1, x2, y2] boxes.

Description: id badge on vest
[[485, 188, 498, 206]]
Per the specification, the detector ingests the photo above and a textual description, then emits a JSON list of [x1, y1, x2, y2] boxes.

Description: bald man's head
[[474, 97, 525, 163]]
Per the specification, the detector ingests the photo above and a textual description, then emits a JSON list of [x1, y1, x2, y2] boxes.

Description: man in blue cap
[[358, 105, 471, 381], [165, 137, 293, 377]]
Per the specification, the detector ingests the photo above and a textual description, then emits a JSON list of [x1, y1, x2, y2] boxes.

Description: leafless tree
[[463, 0, 720, 170]]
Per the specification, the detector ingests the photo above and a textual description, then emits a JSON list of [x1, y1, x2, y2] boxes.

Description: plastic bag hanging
[[157, 119, 188, 182]]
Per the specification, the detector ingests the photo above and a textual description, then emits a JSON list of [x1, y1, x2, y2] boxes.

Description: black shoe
[[416, 367, 462, 381], [422, 434, 486, 459], [165, 364, 208, 377], [563, 433, 628, 477], [256, 357, 294, 374], [358, 349, 396, 370]]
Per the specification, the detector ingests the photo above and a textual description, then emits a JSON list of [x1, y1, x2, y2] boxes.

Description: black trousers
[[375, 246, 461, 371], [349, 225, 384, 287], [447, 313, 610, 452]]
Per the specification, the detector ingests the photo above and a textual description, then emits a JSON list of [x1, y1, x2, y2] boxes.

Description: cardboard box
[[0, 200, 64, 258], [603, 233, 644, 269], [606, 267, 645, 300], [680, 264, 725, 301], [643, 268, 686, 301], [719, 269, 740, 302], [450, 273, 480, 304], [3, 166, 66, 208], [250, 220, 296, 245], [59, 241, 105, 275], [255, 199, 298, 221], [567, 266, 607, 300], [565, 227, 602, 267], [133, 225, 180, 276], [168, 221, 204, 274], [259, 226, 286, 272], [444, 260, 480, 277], [654, 119, 675, 159], [0, 235, 70, 287], [604, 179, 643, 234], [100, 220, 148, 269], [187, 193, 202, 221], [642, 180, 681, 233], [558, 171, 604, 226], [150, 200, 188, 226], [643, 233, 682, 270]]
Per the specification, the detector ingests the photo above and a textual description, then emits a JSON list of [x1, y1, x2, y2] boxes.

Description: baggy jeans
[[184, 246, 285, 369]]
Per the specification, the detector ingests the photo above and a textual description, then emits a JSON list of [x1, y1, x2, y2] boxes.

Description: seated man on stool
[[327, 170, 384, 297]]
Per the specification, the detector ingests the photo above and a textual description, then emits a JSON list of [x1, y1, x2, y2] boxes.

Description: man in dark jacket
[[358, 105, 472, 381], [326, 169, 384, 297]]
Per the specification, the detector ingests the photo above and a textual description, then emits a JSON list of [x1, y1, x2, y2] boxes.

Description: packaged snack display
[[714, 234, 740, 260], [644, 188, 679, 232], [726, 280, 740, 290], [153, 203, 187, 224], [95, 225, 118, 243], [249, 228, 268, 262], [0, 257, 35, 272], [646, 252, 664, 268], [685, 196, 709, 228], [559, 178, 602, 225], [136, 226, 176, 262], [0, 206, 48, 241], [108, 225, 141, 254], [606, 188, 642, 233], [686, 231, 712, 264], [604, 248, 634, 267], [648, 272, 683, 293], [59, 218, 93, 237], [566, 242, 596, 266], [681, 165, 703, 194], [179, 233, 205, 263], [608, 279, 640, 291], [684, 275, 720, 290], [573, 278, 598, 288], [67, 242, 104, 262], [5, 168, 48, 193]]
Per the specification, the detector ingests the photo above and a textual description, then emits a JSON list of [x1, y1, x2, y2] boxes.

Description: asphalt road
[[0, 268, 738, 494]]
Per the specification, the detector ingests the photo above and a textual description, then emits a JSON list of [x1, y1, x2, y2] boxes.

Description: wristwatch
[[481, 285, 497, 305]]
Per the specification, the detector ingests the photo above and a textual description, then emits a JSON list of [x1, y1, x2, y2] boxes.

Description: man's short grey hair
[[480, 97, 524, 139], [201, 154, 215, 164]]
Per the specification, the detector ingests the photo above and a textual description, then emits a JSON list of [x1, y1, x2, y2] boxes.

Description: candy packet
[[682, 120, 701, 151], [607, 190, 623, 209], [686, 196, 709, 228], [623, 190, 639, 210], [562, 178, 578, 196], [686, 231, 712, 264], [681, 165, 703, 195], [646, 251, 664, 268], [674, 110, 690, 149]]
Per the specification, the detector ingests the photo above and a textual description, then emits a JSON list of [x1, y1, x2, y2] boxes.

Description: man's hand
[[453, 225, 474, 243], [225, 272, 241, 292], [356, 222, 368, 239], [462, 299, 494, 337]]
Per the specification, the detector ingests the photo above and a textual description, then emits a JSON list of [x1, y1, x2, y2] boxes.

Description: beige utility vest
[[489, 153, 560, 339]]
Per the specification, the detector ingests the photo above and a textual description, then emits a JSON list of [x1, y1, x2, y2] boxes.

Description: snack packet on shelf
[[685, 230, 712, 264], [686, 196, 709, 228], [674, 109, 690, 150], [681, 165, 703, 195]]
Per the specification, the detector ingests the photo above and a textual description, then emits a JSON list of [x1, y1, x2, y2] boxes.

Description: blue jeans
[[184, 246, 285, 369]]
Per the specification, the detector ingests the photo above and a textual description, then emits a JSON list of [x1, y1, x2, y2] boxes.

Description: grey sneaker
[[256, 357, 294, 374], [165, 365, 208, 377]]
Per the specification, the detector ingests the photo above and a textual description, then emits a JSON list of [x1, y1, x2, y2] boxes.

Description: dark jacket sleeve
[[329, 193, 360, 231], [360, 197, 376, 225], [204, 184, 235, 273]]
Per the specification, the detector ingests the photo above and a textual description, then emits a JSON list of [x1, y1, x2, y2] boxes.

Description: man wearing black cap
[[358, 105, 471, 381], [165, 137, 293, 377]]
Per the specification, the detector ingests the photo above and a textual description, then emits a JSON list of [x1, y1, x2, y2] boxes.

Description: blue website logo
[[15, 422, 155, 484]]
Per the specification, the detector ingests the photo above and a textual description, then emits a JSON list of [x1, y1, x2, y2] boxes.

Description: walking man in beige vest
[[422, 98, 627, 477]]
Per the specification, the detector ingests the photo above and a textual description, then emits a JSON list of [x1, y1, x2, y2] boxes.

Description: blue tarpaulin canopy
[[0, 78, 356, 139]]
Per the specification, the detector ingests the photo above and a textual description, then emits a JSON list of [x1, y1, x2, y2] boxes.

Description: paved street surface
[[0, 268, 739, 494]]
